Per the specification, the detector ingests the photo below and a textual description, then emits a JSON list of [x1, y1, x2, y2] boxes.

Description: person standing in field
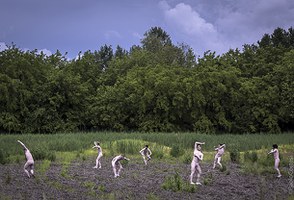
[[92, 141, 103, 169], [112, 155, 130, 178], [190, 141, 205, 185], [17, 140, 35, 178], [268, 144, 282, 178], [139, 145, 152, 165], [213, 143, 226, 169]]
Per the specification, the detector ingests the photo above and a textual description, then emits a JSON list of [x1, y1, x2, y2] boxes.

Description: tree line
[[0, 27, 293, 134]]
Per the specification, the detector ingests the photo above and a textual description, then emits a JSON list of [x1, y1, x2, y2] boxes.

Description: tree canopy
[[0, 27, 293, 134]]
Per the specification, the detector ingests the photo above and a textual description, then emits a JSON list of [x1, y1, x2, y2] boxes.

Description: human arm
[[194, 141, 205, 149], [139, 148, 144, 154], [194, 151, 203, 161], [268, 149, 276, 155], [17, 140, 28, 150], [195, 142, 205, 145], [148, 148, 152, 156]]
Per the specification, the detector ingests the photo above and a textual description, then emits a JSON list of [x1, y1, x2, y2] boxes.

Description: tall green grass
[[0, 132, 293, 163]]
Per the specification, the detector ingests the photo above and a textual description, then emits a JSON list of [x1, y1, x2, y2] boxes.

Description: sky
[[1, 0, 294, 59]]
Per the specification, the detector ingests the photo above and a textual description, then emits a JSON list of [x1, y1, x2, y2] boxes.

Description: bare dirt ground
[[0, 157, 291, 200]]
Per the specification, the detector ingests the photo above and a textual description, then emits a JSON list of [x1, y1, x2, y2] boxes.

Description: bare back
[[25, 149, 34, 162]]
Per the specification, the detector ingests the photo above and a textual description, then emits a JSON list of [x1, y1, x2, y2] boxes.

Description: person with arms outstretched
[[213, 143, 226, 169], [139, 145, 152, 165], [92, 141, 103, 169], [268, 144, 282, 178], [190, 141, 205, 185], [17, 140, 35, 178], [112, 155, 130, 178]]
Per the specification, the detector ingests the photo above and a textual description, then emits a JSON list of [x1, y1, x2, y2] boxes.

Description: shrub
[[0, 149, 9, 165], [244, 151, 258, 163], [170, 145, 183, 158], [32, 148, 56, 161], [230, 148, 240, 163], [181, 152, 192, 164]]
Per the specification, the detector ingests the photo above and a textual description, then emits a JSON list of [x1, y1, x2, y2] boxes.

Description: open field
[[0, 132, 293, 199]]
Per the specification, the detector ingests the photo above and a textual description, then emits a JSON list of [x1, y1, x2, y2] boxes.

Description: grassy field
[[0, 132, 293, 199], [0, 132, 293, 165]]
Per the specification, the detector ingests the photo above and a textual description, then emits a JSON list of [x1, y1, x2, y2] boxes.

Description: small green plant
[[147, 193, 159, 200], [98, 184, 105, 192], [5, 172, 11, 184], [83, 181, 96, 190], [39, 159, 51, 175], [203, 172, 213, 185], [220, 163, 227, 172], [162, 172, 196, 193]]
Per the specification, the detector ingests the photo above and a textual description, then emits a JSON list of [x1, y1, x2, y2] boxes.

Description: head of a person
[[273, 144, 278, 149], [96, 141, 100, 145], [197, 144, 202, 151], [145, 145, 149, 148]]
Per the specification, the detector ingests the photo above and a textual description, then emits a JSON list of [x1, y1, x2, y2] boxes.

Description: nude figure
[[213, 143, 225, 169], [268, 144, 282, 178], [17, 140, 35, 178], [139, 145, 152, 165], [190, 141, 205, 185], [92, 141, 103, 169], [112, 155, 130, 178]]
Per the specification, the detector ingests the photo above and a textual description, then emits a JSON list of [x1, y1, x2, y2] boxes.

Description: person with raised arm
[[213, 143, 226, 169], [92, 141, 103, 169], [190, 141, 205, 185], [17, 140, 35, 178], [139, 145, 152, 165], [112, 155, 130, 178], [268, 144, 282, 178]]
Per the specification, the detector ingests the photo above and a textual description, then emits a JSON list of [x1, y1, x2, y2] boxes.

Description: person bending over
[[112, 155, 130, 178], [17, 140, 35, 178]]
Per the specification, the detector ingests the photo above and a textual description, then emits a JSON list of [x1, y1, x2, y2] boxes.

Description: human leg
[[117, 162, 123, 176], [29, 163, 34, 177], [275, 159, 281, 177], [24, 161, 31, 178], [98, 155, 102, 168], [93, 156, 99, 168], [190, 161, 196, 184], [195, 164, 202, 185], [213, 155, 218, 169], [112, 162, 118, 177], [217, 157, 222, 168]]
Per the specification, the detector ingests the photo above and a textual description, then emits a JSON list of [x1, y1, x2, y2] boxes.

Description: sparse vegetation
[[162, 172, 197, 193]]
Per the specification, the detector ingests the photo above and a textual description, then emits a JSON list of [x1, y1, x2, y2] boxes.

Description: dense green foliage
[[0, 27, 294, 133]]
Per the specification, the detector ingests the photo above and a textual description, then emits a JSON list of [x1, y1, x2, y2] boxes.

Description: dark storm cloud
[[1, 0, 293, 58]]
